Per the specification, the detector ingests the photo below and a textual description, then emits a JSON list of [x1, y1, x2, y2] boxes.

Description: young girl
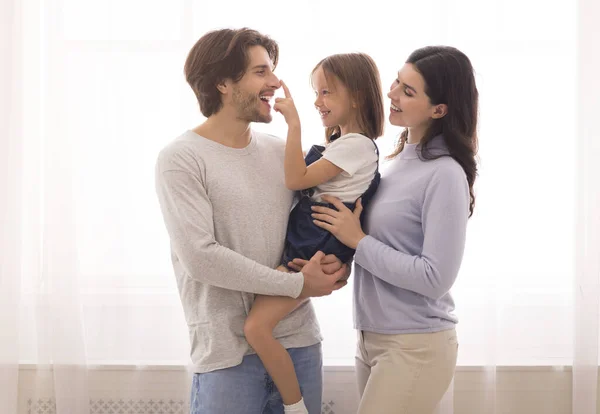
[[243, 53, 385, 414]]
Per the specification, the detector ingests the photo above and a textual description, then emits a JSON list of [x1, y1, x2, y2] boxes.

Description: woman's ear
[[432, 103, 448, 119]]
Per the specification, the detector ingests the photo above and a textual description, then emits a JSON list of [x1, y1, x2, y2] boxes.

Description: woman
[[295, 46, 478, 413]]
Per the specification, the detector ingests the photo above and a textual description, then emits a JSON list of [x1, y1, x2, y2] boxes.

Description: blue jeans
[[190, 343, 323, 414]]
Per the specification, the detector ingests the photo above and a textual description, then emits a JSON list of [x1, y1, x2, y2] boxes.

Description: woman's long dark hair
[[390, 46, 479, 216]]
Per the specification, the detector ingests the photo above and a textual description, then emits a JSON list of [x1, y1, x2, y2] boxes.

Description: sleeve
[[353, 164, 469, 299], [322, 134, 376, 176], [155, 155, 304, 298]]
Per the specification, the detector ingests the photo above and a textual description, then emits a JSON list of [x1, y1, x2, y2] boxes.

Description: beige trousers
[[355, 328, 458, 414]]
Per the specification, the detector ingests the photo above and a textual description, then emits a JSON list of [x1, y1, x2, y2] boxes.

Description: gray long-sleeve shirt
[[353, 136, 470, 334], [155, 130, 322, 373]]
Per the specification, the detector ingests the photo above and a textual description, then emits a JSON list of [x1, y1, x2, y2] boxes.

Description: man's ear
[[216, 80, 228, 95]]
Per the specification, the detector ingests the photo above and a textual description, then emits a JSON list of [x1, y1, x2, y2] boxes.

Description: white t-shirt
[[310, 133, 378, 203]]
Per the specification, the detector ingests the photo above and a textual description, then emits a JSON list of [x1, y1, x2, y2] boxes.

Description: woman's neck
[[407, 124, 428, 144]]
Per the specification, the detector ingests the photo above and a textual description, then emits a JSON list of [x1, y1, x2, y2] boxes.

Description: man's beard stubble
[[231, 85, 272, 124]]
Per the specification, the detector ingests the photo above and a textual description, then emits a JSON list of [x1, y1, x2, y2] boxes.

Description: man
[[155, 28, 347, 413]]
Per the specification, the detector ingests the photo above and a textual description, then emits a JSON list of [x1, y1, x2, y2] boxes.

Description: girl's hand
[[274, 80, 301, 129], [311, 196, 367, 249]]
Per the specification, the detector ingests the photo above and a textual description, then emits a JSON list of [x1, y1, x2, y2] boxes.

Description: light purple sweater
[[353, 136, 470, 334]]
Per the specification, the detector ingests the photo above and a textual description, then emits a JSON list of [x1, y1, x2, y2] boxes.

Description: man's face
[[230, 45, 280, 123]]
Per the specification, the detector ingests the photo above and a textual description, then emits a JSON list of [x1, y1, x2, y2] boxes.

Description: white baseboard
[[17, 365, 579, 414]]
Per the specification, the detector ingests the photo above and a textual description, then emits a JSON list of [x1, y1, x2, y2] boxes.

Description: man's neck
[[193, 110, 252, 149]]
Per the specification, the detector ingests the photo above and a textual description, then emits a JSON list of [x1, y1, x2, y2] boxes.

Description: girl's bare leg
[[244, 292, 306, 404]]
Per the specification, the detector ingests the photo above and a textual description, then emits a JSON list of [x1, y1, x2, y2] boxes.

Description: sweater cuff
[[287, 272, 304, 298], [355, 235, 375, 269]]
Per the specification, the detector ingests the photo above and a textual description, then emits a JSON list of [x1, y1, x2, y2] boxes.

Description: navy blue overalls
[[281, 134, 380, 266]]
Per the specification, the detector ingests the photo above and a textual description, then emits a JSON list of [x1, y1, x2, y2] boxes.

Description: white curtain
[[2, 0, 90, 412], [1, 2, 22, 413], [573, 0, 600, 413], [1, 0, 599, 413]]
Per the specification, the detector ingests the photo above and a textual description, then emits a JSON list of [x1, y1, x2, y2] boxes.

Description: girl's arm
[[274, 81, 343, 191], [284, 124, 342, 190]]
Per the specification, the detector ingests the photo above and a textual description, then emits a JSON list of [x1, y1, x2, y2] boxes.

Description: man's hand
[[287, 254, 342, 274], [289, 254, 351, 282], [298, 251, 347, 298]]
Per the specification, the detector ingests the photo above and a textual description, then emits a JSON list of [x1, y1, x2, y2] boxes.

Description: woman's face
[[387, 63, 436, 129]]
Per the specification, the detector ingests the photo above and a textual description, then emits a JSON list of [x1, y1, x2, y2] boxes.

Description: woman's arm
[[311, 164, 469, 299], [354, 165, 470, 299]]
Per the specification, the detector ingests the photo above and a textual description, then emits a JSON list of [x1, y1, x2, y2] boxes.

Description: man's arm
[[156, 167, 304, 298]]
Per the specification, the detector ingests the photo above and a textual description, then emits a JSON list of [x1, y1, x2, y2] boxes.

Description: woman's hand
[[311, 196, 367, 249]]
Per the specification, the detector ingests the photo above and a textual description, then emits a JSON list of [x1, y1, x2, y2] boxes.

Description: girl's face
[[387, 63, 437, 129], [312, 66, 356, 131]]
